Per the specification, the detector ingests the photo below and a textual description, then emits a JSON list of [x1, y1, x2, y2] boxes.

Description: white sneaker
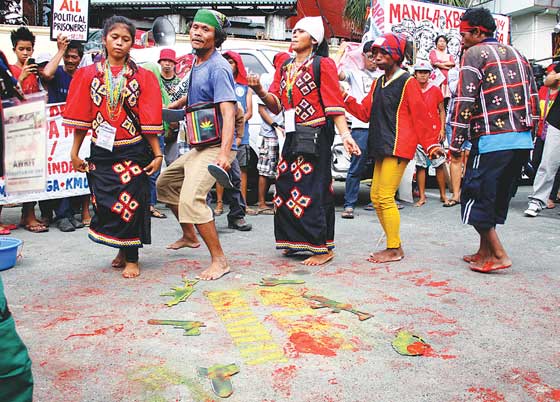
[[524, 202, 541, 217]]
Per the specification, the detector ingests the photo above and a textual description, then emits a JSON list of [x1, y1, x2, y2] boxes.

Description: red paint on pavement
[[65, 324, 124, 340], [467, 387, 506, 401], [43, 315, 78, 329], [507, 369, 560, 401], [288, 332, 341, 357], [271, 365, 298, 398]]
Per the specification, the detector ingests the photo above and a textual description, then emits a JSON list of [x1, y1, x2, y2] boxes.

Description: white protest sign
[[50, 0, 90, 42], [1, 103, 92, 204]]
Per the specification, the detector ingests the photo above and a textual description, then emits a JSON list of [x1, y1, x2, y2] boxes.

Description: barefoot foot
[[283, 249, 298, 256], [167, 236, 201, 250], [415, 198, 426, 207], [367, 248, 404, 263], [112, 250, 125, 268], [469, 256, 512, 273], [122, 261, 140, 278], [197, 258, 230, 281], [301, 251, 334, 266]]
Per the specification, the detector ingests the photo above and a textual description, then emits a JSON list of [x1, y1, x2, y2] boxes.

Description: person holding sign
[[62, 16, 163, 279], [248, 16, 361, 266]]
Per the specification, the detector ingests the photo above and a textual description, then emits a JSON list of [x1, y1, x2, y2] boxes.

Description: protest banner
[[50, 0, 90, 42], [363, 0, 509, 63], [0, 102, 91, 204]]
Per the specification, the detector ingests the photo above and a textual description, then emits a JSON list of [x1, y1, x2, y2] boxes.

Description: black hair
[[215, 29, 227, 48], [67, 41, 84, 59], [102, 15, 136, 41], [11, 26, 35, 48], [435, 35, 448, 46], [314, 40, 329, 58], [363, 40, 374, 54], [461, 7, 496, 36]]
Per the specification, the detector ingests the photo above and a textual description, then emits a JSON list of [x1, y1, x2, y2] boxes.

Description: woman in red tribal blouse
[[63, 16, 163, 279], [249, 16, 360, 266]]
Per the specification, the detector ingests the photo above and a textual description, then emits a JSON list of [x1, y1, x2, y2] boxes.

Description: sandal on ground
[[246, 208, 259, 216], [22, 223, 49, 233], [82, 218, 91, 227], [214, 201, 224, 216], [0, 227, 11, 235], [443, 199, 459, 207], [341, 208, 354, 219], [257, 207, 275, 215], [0, 223, 17, 230], [150, 207, 167, 219]]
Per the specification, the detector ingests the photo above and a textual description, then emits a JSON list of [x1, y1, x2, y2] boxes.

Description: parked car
[[129, 40, 353, 202]]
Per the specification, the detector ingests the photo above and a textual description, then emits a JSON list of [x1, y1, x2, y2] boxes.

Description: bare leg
[[435, 166, 448, 203], [166, 204, 201, 249], [469, 226, 512, 272], [449, 153, 462, 201], [82, 196, 92, 224], [415, 168, 427, 207], [112, 249, 125, 268], [257, 175, 270, 209], [195, 221, 230, 280], [240, 168, 248, 204], [463, 229, 490, 263], [214, 184, 224, 215]]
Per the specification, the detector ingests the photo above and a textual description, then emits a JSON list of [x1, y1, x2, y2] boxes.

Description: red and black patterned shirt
[[62, 62, 162, 147], [268, 56, 346, 127]]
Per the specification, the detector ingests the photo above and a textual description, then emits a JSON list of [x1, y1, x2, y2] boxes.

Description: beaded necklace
[[285, 54, 313, 106], [104, 60, 128, 121]]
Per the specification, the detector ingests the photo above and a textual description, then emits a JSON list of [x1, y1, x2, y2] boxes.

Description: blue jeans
[[149, 135, 165, 206], [344, 128, 369, 209]]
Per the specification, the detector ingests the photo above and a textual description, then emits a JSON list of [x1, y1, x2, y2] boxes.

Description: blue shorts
[[461, 149, 529, 229], [446, 123, 471, 152]]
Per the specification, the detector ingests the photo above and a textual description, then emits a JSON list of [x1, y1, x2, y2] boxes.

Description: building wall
[[511, 13, 557, 62]]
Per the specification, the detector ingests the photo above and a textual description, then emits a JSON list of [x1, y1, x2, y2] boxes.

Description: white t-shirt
[[344, 68, 383, 129]]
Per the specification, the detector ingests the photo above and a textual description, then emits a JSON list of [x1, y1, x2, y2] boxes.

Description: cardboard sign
[[0, 102, 91, 204], [50, 0, 90, 42], [2, 93, 48, 195]]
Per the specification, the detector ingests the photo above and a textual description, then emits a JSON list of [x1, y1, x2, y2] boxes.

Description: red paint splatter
[[424, 350, 456, 360], [328, 378, 338, 385], [57, 368, 84, 381], [507, 369, 560, 402], [427, 330, 460, 337], [271, 365, 298, 398], [386, 307, 457, 325], [40, 361, 48, 367], [288, 332, 342, 357], [43, 315, 77, 329], [467, 387, 506, 402], [65, 324, 124, 340], [407, 342, 431, 355]]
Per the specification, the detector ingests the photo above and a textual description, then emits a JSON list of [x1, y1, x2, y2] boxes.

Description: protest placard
[[50, 0, 90, 42], [0, 102, 91, 204]]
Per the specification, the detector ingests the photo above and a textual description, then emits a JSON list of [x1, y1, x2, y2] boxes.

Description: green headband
[[193, 9, 229, 31]]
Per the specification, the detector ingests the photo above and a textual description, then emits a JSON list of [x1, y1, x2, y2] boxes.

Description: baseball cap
[[413, 60, 432, 72], [35, 53, 52, 66]]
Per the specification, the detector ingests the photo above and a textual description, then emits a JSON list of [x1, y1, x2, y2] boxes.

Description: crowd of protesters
[[1, 7, 558, 400], [0, 7, 557, 277]]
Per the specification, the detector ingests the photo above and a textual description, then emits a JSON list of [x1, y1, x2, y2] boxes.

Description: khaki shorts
[[157, 146, 236, 224]]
